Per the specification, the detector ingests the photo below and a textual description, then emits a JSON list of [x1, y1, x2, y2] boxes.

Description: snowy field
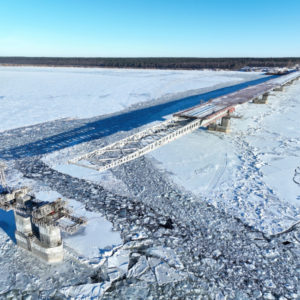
[[0, 67, 299, 299], [0, 66, 262, 131], [150, 82, 300, 235]]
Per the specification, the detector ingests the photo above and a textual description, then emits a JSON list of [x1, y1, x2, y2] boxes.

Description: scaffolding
[[69, 117, 202, 172], [31, 198, 87, 234]]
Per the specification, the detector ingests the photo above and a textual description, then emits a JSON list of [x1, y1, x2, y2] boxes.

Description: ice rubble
[[59, 246, 186, 299], [1, 67, 299, 298]]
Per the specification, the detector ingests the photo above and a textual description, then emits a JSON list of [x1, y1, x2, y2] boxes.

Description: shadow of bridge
[[0, 76, 276, 161]]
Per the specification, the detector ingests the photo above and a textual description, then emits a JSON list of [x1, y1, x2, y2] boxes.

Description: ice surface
[[150, 81, 300, 234], [62, 203, 122, 261], [154, 261, 185, 286], [127, 255, 149, 278], [107, 248, 130, 280], [0, 66, 261, 131], [1, 67, 299, 298]]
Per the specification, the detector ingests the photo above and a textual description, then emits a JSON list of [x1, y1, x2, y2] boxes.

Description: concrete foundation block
[[15, 231, 64, 263], [31, 238, 64, 263], [221, 116, 230, 128], [208, 125, 230, 133], [253, 94, 268, 104], [15, 231, 32, 251]]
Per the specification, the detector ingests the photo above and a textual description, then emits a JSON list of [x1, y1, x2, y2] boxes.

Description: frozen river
[[0, 67, 299, 299]]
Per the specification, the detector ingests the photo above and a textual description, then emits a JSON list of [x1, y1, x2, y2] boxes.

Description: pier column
[[221, 116, 231, 130], [208, 116, 231, 133], [274, 86, 284, 92], [14, 211, 33, 251], [262, 93, 268, 103], [31, 224, 64, 263], [253, 93, 268, 104], [38, 225, 62, 248]]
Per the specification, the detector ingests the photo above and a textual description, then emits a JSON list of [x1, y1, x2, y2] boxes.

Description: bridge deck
[[69, 71, 300, 172]]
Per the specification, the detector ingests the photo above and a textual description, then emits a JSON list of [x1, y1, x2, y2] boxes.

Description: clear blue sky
[[0, 0, 299, 57]]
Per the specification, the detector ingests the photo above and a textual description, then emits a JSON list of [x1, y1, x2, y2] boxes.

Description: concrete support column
[[207, 122, 217, 132], [253, 93, 268, 104], [221, 116, 230, 128], [38, 225, 62, 248], [208, 116, 231, 133], [14, 212, 33, 235], [262, 93, 268, 101], [274, 86, 284, 92], [32, 224, 64, 263]]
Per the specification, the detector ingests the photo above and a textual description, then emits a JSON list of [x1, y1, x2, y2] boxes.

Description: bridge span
[[69, 72, 300, 172]]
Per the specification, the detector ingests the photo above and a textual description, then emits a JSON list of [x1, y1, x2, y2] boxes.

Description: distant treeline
[[0, 57, 300, 70]]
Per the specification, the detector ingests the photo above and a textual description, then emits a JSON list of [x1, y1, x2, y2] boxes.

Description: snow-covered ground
[[150, 81, 300, 235], [0, 66, 262, 131], [1, 67, 299, 298]]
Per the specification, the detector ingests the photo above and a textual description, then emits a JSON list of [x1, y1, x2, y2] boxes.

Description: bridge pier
[[253, 92, 268, 104], [273, 86, 284, 92], [208, 116, 231, 133]]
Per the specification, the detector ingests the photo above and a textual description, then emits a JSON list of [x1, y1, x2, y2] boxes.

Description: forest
[[0, 57, 299, 70]]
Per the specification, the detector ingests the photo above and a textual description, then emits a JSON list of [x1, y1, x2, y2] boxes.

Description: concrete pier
[[15, 212, 32, 235], [1, 163, 86, 264], [15, 224, 64, 263], [13, 194, 64, 263], [273, 86, 284, 92], [208, 116, 231, 133], [253, 93, 268, 104], [31, 238, 63, 263], [39, 224, 62, 248]]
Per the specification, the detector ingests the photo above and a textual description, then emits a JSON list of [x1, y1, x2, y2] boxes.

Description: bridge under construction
[[69, 72, 300, 172]]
